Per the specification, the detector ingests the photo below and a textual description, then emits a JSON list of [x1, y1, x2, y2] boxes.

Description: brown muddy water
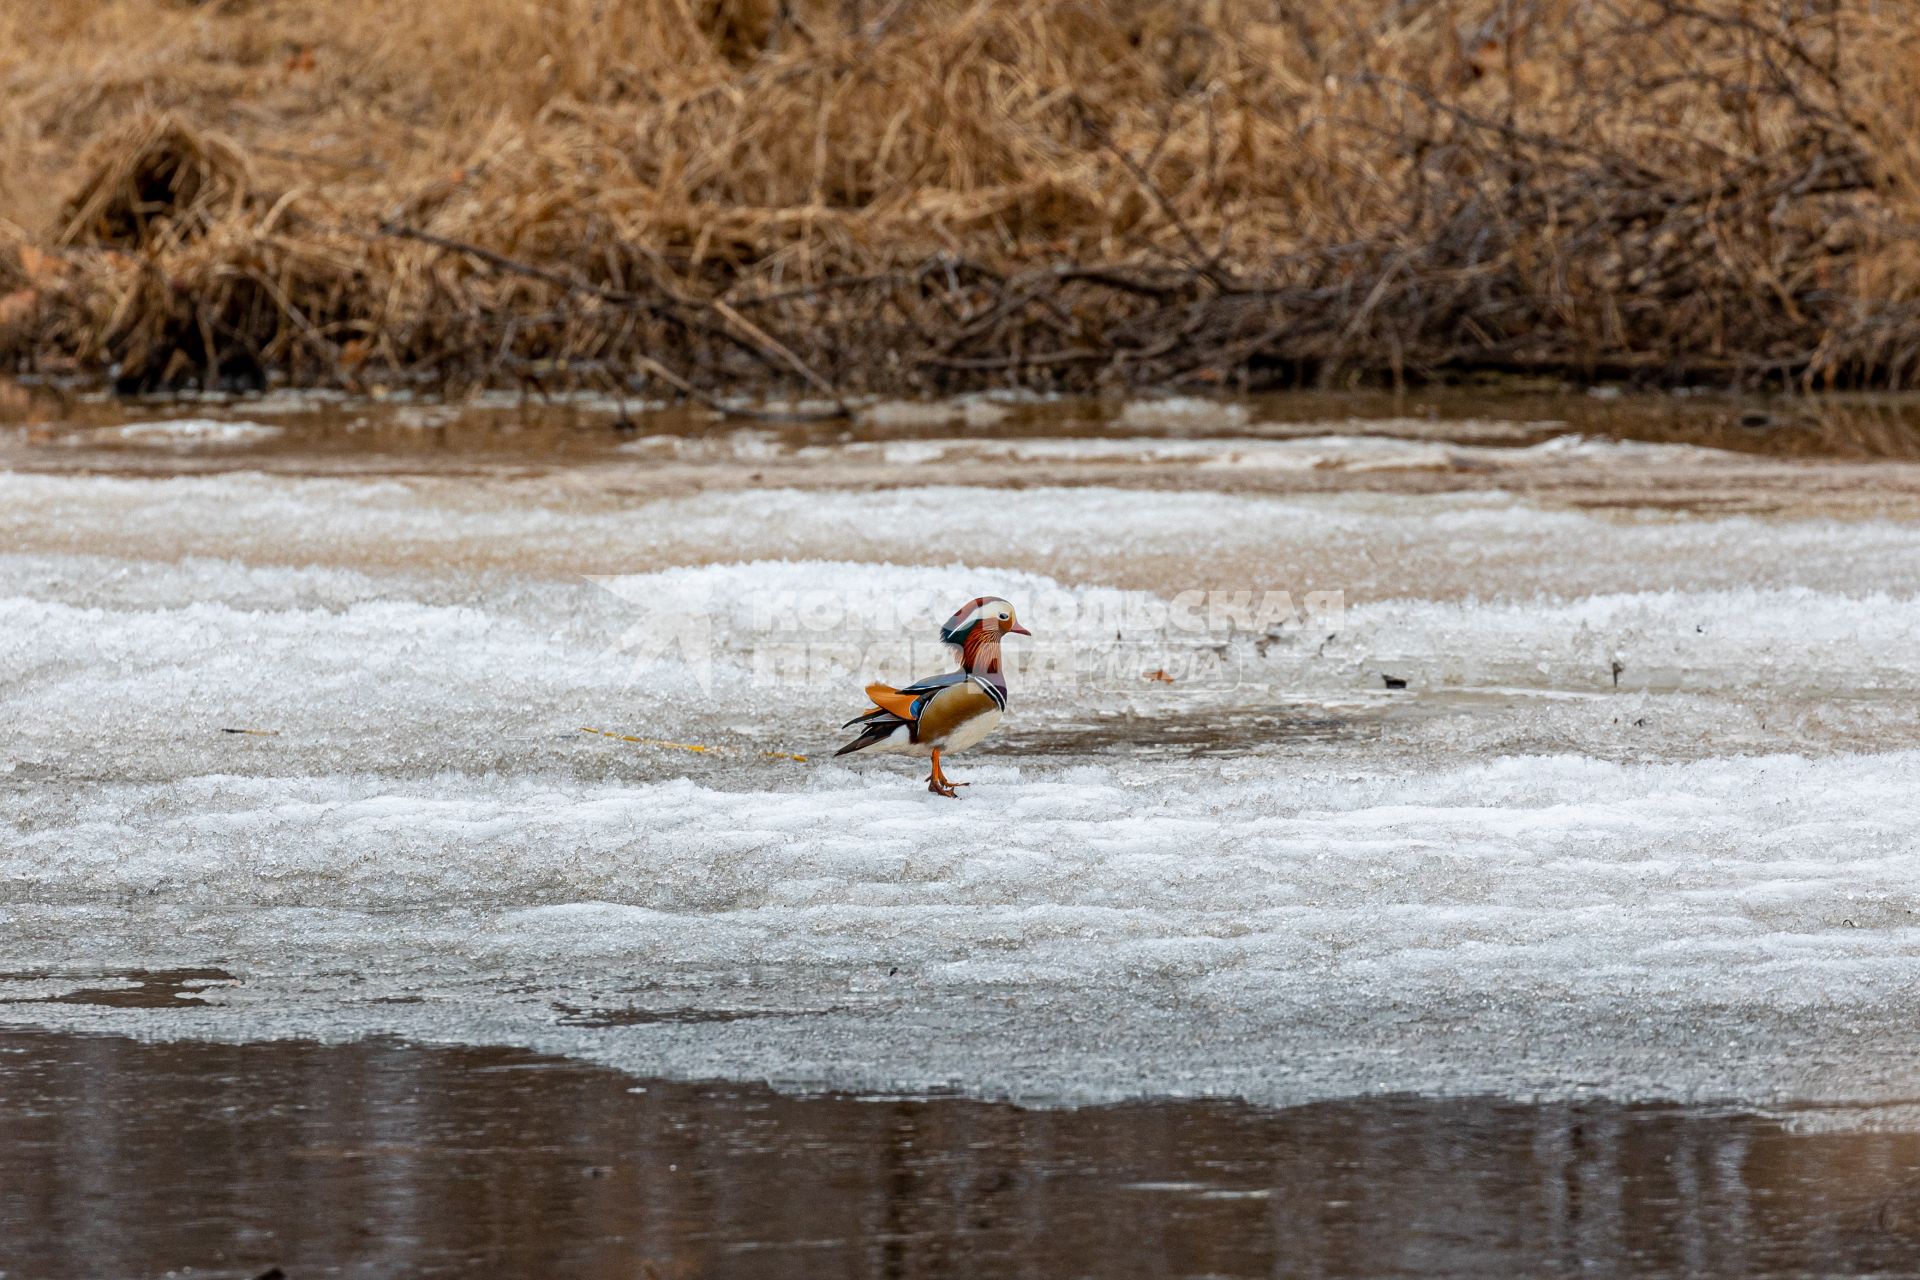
[[10, 385, 1920, 469], [7, 1027, 1920, 1280], [6, 384, 1920, 456], [9, 385, 1920, 531]]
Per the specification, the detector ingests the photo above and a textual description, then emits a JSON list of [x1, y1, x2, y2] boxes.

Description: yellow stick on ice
[[580, 726, 708, 752], [579, 727, 807, 763]]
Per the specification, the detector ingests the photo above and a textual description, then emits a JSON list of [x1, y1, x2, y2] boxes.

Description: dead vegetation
[[1, 0, 1918, 398]]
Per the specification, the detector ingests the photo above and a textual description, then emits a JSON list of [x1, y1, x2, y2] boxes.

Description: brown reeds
[[2, 0, 1918, 397]]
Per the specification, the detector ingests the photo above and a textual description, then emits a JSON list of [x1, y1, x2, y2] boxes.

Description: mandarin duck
[[834, 596, 1031, 797]]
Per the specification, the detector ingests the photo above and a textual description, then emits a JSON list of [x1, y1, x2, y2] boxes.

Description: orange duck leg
[[926, 748, 967, 798]]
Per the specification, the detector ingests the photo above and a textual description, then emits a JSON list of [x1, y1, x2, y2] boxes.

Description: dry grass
[[2, 0, 1918, 396]]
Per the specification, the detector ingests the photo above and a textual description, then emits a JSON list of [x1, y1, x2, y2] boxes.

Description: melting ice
[[3, 447, 1919, 1114]]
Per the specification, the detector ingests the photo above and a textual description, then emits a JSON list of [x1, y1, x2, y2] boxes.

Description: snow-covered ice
[[3, 419, 1920, 1117], [1119, 396, 1253, 429], [821, 433, 1731, 473], [8, 473, 1920, 601], [96, 419, 283, 446], [6, 750, 1918, 1108]]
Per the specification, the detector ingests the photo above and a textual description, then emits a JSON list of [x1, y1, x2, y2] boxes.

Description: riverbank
[[4, 1, 1919, 397]]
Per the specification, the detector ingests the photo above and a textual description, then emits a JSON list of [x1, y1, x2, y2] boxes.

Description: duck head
[[939, 596, 1031, 648]]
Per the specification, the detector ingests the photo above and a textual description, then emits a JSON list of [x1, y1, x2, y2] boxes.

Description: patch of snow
[[384, 404, 463, 429], [859, 397, 1010, 428], [1517, 433, 1730, 463], [861, 435, 1459, 470], [102, 419, 282, 446], [1118, 397, 1252, 429], [207, 390, 350, 415]]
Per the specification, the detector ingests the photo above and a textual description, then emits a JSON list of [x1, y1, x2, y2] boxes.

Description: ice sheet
[[818, 433, 1730, 472], [7, 473, 1920, 601], [97, 419, 283, 446], [4, 456, 1920, 1114], [4, 751, 1919, 1109], [6, 552, 1916, 784]]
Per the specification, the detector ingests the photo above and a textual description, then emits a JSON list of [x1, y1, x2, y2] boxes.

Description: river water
[[10, 1028, 1920, 1279]]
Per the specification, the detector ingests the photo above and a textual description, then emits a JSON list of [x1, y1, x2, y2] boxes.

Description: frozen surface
[[5, 551, 1917, 786], [4, 432, 1920, 1116], [7, 750, 1919, 1110], [806, 433, 1734, 472], [8, 473, 1920, 602], [1119, 395, 1253, 428], [98, 419, 283, 446]]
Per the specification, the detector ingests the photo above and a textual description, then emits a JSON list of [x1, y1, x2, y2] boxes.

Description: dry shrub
[[0, 241, 36, 351], [59, 114, 253, 249], [0, 0, 1917, 395]]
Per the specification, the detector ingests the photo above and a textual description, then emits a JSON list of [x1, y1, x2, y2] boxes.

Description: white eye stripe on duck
[[940, 596, 1011, 636]]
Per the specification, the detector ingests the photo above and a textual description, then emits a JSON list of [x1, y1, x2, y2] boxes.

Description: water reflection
[[3, 1030, 1919, 1278]]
